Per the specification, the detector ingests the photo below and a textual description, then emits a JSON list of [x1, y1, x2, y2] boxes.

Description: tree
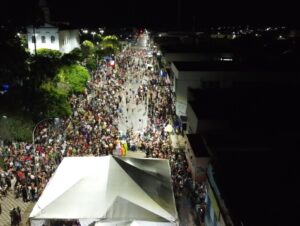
[[61, 48, 83, 65], [100, 35, 122, 55], [57, 64, 90, 93], [36, 48, 62, 58], [37, 64, 90, 118], [29, 48, 63, 88], [0, 26, 30, 84], [81, 40, 95, 59]]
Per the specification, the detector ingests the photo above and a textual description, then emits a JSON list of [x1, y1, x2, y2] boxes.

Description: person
[[16, 206, 21, 222], [10, 208, 17, 226]]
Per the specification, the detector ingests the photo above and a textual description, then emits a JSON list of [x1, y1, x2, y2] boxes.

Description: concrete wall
[[205, 182, 227, 226], [175, 79, 201, 116], [59, 29, 80, 53], [186, 102, 230, 133], [186, 103, 198, 133], [27, 26, 59, 54], [185, 138, 210, 183]]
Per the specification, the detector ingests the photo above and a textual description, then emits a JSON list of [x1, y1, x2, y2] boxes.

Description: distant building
[[203, 132, 300, 226], [184, 134, 210, 183], [26, 0, 80, 54], [186, 87, 300, 134], [171, 61, 299, 117]]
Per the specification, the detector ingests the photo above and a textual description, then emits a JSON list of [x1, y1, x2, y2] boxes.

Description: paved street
[[0, 191, 33, 226], [0, 33, 197, 226]]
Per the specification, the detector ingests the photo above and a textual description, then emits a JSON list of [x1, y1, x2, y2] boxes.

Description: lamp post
[[32, 118, 54, 153], [91, 31, 96, 43], [32, 26, 37, 56]]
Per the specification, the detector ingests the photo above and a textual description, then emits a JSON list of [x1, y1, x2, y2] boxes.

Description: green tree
[[0, 115, 34, 142], [36, 48, 62, 58], [57, 64, 90, 93], [0, 27, 30, 84], [100, 35, 121, 55], [37, 64, 90, 118], [61, 48, 83, 65], [81, 40, 95, 59], [29, 48, 62, 88], [39, 81, 71, 118]]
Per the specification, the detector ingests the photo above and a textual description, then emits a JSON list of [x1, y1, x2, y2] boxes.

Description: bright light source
[[220, 58, 233, 61], [83, 29, 88, 34], [91, 31, 96, 35]]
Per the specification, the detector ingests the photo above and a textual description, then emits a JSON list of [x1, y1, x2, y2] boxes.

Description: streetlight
[[32, 118, 54, 152], [91, 31, 96, 43]]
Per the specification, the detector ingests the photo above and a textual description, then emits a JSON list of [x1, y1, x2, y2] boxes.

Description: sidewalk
[[0, 190, 34, 226], [170, 134, 186, 150], [21, 202, 35, 226]]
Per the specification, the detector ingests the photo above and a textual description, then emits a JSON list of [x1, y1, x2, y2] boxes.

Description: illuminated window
[[41, 36, 46, 43], [51, 36, 55, 43]]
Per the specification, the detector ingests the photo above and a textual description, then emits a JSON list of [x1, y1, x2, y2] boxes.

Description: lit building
[[27, 0, 80, 54]]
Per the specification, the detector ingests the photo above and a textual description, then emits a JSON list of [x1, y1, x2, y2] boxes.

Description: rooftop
[[186, 134, 209, 157], [207, 133, 300, 225], [172, 60, 297, 72], [188, 87, 300, 131]]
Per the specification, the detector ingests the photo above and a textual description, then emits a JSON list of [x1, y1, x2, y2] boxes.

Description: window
[[41, 36, 46, 43], [51, 36, 55, 43], [32, 36, 36, 43]]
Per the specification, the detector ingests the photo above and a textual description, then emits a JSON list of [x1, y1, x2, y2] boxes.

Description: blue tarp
[[2, 84, 10, 91]]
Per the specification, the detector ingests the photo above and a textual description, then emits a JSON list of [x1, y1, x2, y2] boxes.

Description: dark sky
[[1, 0, 299, 29]]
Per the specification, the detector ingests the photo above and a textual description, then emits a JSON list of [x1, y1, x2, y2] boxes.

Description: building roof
[[203, 132, 273, 150], [186, 134, 210, 157], [188, 87, 300, 131], [208, 133, 300, 225], [173, 60, 297, 72]]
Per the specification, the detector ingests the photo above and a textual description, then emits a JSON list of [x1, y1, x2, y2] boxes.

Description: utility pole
[[33, 26, 37, 56]]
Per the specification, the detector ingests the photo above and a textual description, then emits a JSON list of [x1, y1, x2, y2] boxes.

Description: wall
[[185, 138, 210, 183], [186, 103, 198, 134], [27, 26, 60, 54], [59, 30, 80, 53], [205, 164, 233, 226], [175, 79, 201, 116], [205, 180, 227, 226]]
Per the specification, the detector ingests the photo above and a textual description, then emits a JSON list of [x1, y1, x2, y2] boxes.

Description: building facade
[[27, 24, 80, 54]]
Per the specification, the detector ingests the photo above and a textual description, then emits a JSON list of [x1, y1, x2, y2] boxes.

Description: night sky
[[1, 0, 299, 29]]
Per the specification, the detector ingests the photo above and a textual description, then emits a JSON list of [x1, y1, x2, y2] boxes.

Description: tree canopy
[[57, 64, 90, 94]]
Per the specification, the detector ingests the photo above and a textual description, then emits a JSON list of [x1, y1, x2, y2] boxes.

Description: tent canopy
[[30, 156, 178, 224]]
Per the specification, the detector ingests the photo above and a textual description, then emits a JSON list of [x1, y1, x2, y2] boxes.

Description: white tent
[[94, 220, 175, 226], [30, 156, 178, 226]]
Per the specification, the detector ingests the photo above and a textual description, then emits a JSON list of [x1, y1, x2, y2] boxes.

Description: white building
[[26, 0, 80, 54], [27, 24, 80, 54]]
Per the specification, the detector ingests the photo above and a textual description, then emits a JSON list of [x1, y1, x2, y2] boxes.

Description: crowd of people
[[0, 43, 207, 225]]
